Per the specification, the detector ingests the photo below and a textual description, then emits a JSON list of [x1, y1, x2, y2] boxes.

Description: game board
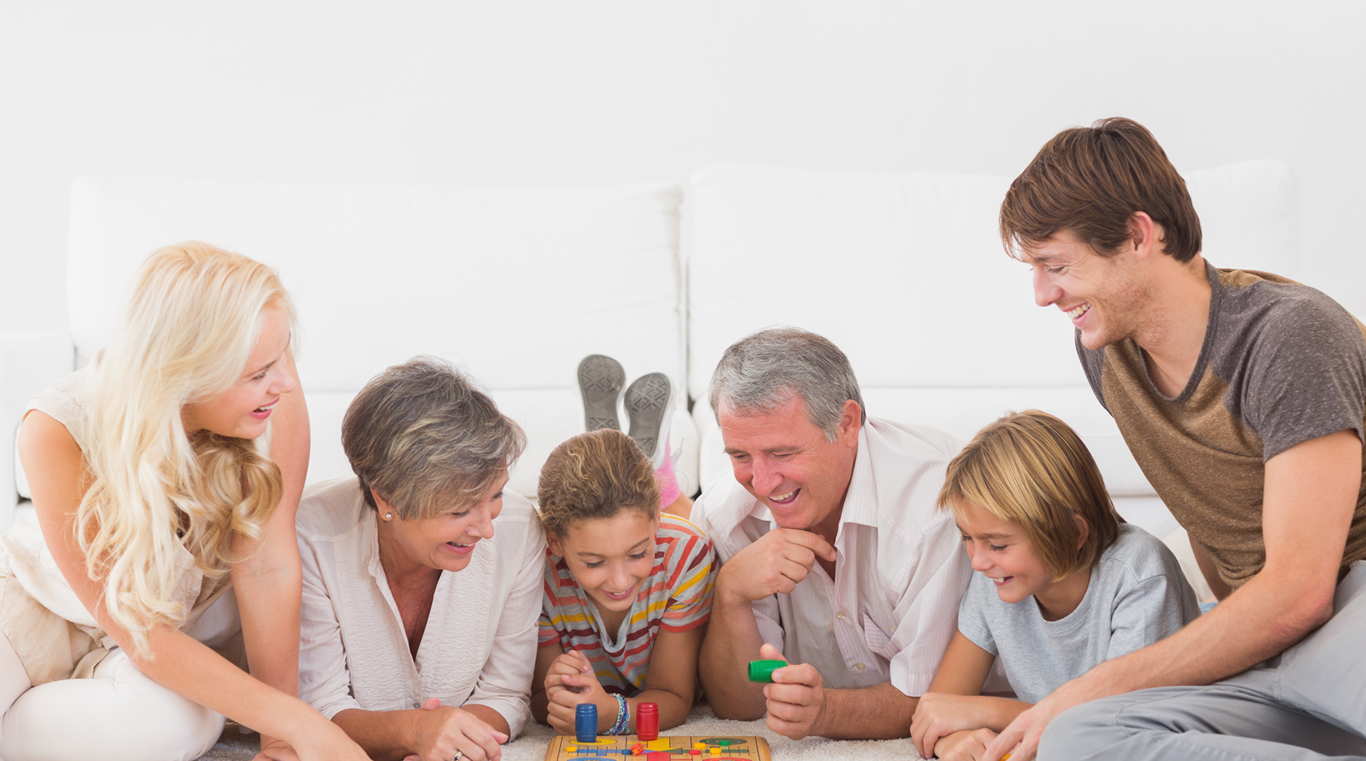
[[543, 734, 773, 761]]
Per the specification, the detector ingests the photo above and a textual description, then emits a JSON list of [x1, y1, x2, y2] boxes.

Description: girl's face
[[377, 472, 508, 575], [954, 501, 1087, 619], [181, 306, 296, 439], [549, 510, 658, 615]]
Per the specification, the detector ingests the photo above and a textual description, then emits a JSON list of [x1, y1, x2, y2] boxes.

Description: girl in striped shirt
[[532, 429, 716, 736]]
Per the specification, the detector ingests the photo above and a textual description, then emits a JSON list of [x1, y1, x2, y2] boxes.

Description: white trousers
[[0, 591, 243, 761]]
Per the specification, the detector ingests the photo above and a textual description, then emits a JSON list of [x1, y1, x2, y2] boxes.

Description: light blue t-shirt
[[957, 524, 1200, 703]]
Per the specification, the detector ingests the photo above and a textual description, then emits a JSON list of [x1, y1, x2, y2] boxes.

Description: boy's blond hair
[[938, 410, 1122, 579], [537, 429, 659, 538]]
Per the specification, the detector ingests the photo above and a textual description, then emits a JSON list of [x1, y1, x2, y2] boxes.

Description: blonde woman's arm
[[19, 409, 367, 761], [231, 351, 308, 757]]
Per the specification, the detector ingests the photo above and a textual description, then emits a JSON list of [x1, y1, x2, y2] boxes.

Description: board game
[[543, 734, 773, 761]]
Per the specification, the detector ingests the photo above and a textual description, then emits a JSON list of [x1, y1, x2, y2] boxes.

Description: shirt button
[[854, 663, 866, 671], [413, 702, 421, 709], [836, 610, 847, 621]]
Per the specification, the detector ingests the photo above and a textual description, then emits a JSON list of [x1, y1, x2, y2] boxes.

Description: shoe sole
[[625, 372, 671, 459], [578, 355, 625, 432]]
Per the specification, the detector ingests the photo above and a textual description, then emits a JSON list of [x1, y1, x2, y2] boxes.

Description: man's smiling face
[[719, 394, 859, 537], [1024, 229, 1149, 351]]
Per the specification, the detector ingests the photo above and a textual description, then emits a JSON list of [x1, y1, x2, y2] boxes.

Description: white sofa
[[1, 162, 1297, 600]]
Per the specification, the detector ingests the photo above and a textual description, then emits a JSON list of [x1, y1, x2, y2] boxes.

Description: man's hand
[[759, 644, 829, 740], [932, 728, 998, 761], [911, 693, 991, 759], [717, 529, 836, 606], [981, 678, 1094, 761]]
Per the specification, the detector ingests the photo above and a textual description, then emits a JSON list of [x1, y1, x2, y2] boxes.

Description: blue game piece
[[576, 703, 597, 744]]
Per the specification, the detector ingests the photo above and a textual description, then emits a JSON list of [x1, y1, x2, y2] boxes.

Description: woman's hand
[[287, 719, 375, 761], [410, 698, 508, 761], [930, 728, 998, 761], [911, 692, 990, 759], [544, 650, 613, 735]]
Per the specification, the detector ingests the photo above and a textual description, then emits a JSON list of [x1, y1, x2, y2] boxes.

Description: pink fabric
[[655, 440, 681, 507]]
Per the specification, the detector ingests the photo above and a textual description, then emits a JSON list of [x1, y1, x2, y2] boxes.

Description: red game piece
[[630, 743, 644, 756], [636, 702, 659, 741]]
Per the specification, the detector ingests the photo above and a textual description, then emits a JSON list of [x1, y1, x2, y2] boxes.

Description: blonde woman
[[1, 243, 368, 761]]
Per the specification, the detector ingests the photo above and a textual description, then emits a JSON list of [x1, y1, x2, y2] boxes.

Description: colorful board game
[[543, 734, 773, 761]]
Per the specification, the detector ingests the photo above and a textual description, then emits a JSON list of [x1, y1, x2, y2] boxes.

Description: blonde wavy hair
[[79, 242, 297, 657]]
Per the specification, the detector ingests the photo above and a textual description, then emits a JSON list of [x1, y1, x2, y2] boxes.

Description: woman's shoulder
[[25, 362, 101, 455], [296, 477, 371, 541], [492, 489, 546, 554]]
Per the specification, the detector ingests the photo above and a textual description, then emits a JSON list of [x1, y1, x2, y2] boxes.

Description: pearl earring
[[385, 512, 393, 520]]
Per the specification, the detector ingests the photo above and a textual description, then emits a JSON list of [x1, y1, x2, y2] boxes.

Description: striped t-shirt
[[538, 513, 716, 695]]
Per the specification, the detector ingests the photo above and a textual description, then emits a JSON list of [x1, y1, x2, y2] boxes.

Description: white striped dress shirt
[[694, 418, 971, 697]]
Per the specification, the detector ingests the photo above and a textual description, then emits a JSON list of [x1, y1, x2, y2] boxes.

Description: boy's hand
[[911, 692, 988, 758]]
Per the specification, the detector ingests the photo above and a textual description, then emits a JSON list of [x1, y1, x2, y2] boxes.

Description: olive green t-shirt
[[1079, 264, 1366, 590]]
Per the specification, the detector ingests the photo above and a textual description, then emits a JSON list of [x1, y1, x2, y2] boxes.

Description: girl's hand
[[932, 728, 998, 761], [544, 651, 613, 735], [911, 692, 987, 759], [411, 698, 508, 761]]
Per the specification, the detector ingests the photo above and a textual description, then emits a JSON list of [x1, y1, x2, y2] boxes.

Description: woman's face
[[181, 307, 296, 439], [376, 471, 509, 575]]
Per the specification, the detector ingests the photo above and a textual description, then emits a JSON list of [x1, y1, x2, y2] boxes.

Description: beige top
[[296, 477, 545, 738], [0, 361, 233, 685]]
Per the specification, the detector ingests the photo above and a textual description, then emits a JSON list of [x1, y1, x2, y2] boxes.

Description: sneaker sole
[[578, 355, 625, 432], [625, 372, 672, 459]]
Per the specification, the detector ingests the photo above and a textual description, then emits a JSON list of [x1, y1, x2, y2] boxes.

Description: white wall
[[2, 0, 1364, 331]]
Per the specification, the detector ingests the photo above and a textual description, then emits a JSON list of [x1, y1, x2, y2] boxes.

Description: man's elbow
[[1270, 587, 1335, 646]]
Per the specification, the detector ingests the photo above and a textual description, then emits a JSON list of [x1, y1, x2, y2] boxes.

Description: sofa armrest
[[0, 330, 74, 531]]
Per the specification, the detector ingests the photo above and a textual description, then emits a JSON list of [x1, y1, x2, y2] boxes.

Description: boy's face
[[955, 501, 1088, 620], [548, 510, 658, 615]]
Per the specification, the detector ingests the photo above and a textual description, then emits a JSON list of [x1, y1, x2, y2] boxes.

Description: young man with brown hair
[[986, 117, 1366, 761]]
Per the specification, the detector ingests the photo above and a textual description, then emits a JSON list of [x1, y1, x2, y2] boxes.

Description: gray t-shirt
[[957, 524, 1200, 704]]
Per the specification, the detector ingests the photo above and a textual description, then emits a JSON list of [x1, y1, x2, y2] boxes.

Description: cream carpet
[[198, 706, 927, 761]]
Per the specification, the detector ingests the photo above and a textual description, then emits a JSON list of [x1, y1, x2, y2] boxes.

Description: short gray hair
[[708, 328, 866, 440], [342, 356, 526, 519]]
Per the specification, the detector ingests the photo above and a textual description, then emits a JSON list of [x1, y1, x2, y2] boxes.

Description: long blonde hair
[[79, 242, 297, 657]]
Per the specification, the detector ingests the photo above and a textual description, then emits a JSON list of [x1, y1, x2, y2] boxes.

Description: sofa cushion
[[65, 177, 687, 496], [686, 161, 1297, 507]]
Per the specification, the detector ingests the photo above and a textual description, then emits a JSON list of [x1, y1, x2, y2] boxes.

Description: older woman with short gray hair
[[296, 357, 545, 761]]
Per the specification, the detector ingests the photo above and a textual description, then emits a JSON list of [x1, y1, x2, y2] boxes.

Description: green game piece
[[747, 659, 786, 683]]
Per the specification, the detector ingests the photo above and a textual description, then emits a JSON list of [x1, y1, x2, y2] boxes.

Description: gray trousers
[[1040, 561, 1366, 761]]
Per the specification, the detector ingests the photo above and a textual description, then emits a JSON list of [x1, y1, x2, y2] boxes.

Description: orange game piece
[[630, 743, 644, 756]]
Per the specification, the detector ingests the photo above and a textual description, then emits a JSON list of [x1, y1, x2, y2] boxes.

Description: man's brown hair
[[1000, 117, 1202, 262]]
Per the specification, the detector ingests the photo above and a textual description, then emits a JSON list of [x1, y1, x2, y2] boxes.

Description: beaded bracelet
[[608, 694, 630, 735]]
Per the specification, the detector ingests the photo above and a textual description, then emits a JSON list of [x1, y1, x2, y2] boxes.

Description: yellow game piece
[[709, 749, 721, 755], [694, 743, 705, 750], [566, 747, 577, 753]]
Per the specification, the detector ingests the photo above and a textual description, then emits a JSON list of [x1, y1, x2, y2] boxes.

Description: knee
[[1037, 700, 1123, 761]]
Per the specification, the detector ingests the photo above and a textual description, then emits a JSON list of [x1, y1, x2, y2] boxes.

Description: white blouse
[[296, 477, 545, 738]]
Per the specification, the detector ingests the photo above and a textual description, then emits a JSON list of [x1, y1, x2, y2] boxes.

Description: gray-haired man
[[693, 328, 970, 741]]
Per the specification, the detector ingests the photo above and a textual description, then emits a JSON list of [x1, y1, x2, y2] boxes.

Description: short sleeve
[[956, 573, 998, 657], [660, 530, 717, 633], [1241, 290, 1366, 460], [1106, 562, 1200, 661]]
